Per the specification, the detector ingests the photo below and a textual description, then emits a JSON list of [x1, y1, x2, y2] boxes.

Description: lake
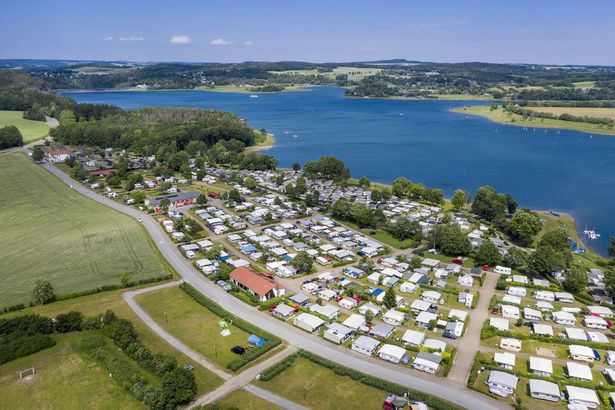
[[64, 86, 615, 256]]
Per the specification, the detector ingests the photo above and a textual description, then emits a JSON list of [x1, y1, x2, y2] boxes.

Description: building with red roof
[[229, 267, 285, 302]]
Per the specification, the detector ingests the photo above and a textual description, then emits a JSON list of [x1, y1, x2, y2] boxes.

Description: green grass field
[[256, 356, 389, 409], [0, 288, 224, 394], [0, 332, 145, 410], [214, 389, 282, 410], [453, 105, 615, 136], [528, 106, 615, 120], [0, 154, 171, 308], [0, 110, 49, 142], [136, 286, 250, 368]]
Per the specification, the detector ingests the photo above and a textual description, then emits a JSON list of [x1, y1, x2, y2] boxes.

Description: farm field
[[136, 286, 250, 369], [454, 105, 615, 136], [256, 357, 388, 409], [0, 110, 49, 142], [0, 153, 171, 308], [0, 288, 224, 394], [528, 106, 615, 120], [214, 389, 283, 410], [0, 332, 145, 410]]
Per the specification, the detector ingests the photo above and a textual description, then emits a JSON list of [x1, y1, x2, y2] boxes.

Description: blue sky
[[1, 0, 614, 65]]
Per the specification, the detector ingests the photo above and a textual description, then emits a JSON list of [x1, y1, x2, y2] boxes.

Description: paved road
[[245, 385, 311, 410], [190, 345, 298, 408], [122, 280, 232, 380], [448, 270, 499, 384], [39, 161, 507, 410]]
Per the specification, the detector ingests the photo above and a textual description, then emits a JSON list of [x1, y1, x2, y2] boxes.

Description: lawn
[[136, 286, 251, 369], [0, 332, 145, 410], [453, 105, 615, 136], [256, 356, 389, 409], [529, 106, 615, 120], [0, 110, 50, 142], [214, 389, 282, 410], [0, 154, 172, 308], [0, 288, 224, 394]]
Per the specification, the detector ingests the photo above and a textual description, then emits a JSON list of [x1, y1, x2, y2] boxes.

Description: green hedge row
[[55, 275, 173, 302], [259, 352, 298, 381], [179, 283, 282, 371], [0, 333, 56, 364]]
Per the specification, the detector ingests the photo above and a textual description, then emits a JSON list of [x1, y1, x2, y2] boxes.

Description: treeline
[[503, 102, 614, 125], [516, 86, 615, 101]]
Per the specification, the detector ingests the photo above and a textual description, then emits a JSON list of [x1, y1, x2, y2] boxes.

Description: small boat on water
[[583, 226, 601, 240], [283, 131, 289, 134], [249, 94, 258, 98], [548, 210, 560, 217], [292, 134, 299, 138]]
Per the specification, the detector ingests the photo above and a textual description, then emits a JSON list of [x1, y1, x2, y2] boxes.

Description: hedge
[[179, 283, 282, 371], [0, 333, 56, 364], [259, 352, 298, 381], [55, 274, 173, 302]]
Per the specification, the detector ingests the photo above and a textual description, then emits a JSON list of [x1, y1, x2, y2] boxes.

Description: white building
[[529, 356, 553, 377], [323, 323, 353, 344], [553, 310, 576, 326], [490, 317, 509, 331], [351, 336, 380, 356], [293, 313, 325, 333], [378, 344, 407, 364], [566, 361, 593, 381], [485, 371, 518, 398], [569, 344, 595, 362], [412, 351, 442, 374], [528, 379, 560, 402], [382, 309, 405, 326], [566, 385, 600, 408], [506, 286, 526, 297], [402, 329, 426, 347], [501, 305, 520, 319], [343, 314, 366, 330], [494, 352, 516, 370], [583, 315, 608, 329], [499, 338, 521, 352]]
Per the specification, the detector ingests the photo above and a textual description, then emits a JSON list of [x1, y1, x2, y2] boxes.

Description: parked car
[[593, 349, 602, 361], [231, 346, 246, 355], [216, 280, 232, 292], [491, 307, 499, 314], [443, 331, 457, 339]]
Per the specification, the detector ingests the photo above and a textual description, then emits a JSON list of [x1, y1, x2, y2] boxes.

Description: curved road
[[39, 160, 506, 410]]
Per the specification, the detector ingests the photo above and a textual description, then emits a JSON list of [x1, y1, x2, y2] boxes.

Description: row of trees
[[391, 177, 444, 205]]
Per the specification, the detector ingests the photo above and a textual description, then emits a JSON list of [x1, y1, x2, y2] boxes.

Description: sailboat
[[583, 226, 601, 240]]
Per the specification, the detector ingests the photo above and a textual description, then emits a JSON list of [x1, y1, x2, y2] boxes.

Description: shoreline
[[452, 105, 615, 136], [248, 133, 276, 152]]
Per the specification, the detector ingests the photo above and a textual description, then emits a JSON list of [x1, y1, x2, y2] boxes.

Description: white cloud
[[101, 36, 114, 41], [170, 35, 192, 45], [119, 36, 144, 42], [243, 41, 254, 46], [211, 38, 231, 46]]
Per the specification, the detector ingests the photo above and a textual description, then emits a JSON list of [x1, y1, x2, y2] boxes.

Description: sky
[[1, 0, 615, 65]]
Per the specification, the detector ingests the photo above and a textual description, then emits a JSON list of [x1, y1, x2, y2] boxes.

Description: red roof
[[49, 149, 71, 155], [89, 168, 116, 176], [230, 267, 280, 297]]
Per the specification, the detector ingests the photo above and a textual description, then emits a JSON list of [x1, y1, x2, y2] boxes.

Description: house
[[566, 385, 600, 408], [565, 327, 587, 341], [343, 266, 364, 279], [229, 267, 285, 302], [494, 352, 516, 369], [412, 351, 442, 374], [309, 304, 340, 320], [532, 323, 554, 337], [289, 293, 310, 306], [378, 344, 408, 365], [272, 304, 295, 321], [569, 344, 595, 362], [402, 329, 426, 347], [588, 305, 614, 318], [607, 351, 615, 366], [485, 371, 518, 398], [343, 314, 366, 330], [502, 295, 521, 305], [523, 307, 542, 322], [448, 309, 468, 322], [324, 323, 353, 344], [588, 331, 609, 344], [382, 309, 405, 326], [528, 379, 560, 402], [490, 317, 509, 331], [351, 336, 380, 356], [293, 313, 325, 333], [410, 299, 431, 313], [47, 149, 71, 163], [339, 297, 358, 309], [359, 302, 381, 316], [506, 286, 526, 297], [555, 292, 575, 304], [459, 292, 474, 308], [422, 338, 446, 353], [457, 274, 474, 287], [495, 266, 512, 275], [421, 290, 441, 303], [415, 312, 437, 328], [400, 282, 418, 294], [533, 291, 555, 302], [529, 356, 553, 377], [566, 361, 593, 381], [553, 310, 576, 326], [146, 191, 201, 209], [500, 338, 521, 352], [583, 315, 608, 329], [501, 305, 520, 319], [369, 322, 395, 339], [511, 274, 528, 284], [534, 301, 554, 312], [317, 289, 337, 301]]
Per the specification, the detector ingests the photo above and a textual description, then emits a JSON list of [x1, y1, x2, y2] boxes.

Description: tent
[[248, 334, 265, 347]]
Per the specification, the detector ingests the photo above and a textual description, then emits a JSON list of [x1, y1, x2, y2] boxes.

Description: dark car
[[593, 349, 602, 361], [443, 331, 457, 339], [491, 307, 499, 314], [231, 346, 246, 355]]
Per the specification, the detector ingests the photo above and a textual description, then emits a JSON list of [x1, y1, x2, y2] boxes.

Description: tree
[[503, 247, 527, 269], [605, 267, 615, 296], [196, 193, 208, 207], [475, 240, 502, 266], [451, 189, 467, 210], [471, 186, 509, 223], [54, 311, 83, 333], [389, 218, 419, 241], [563, 264, 588, 294], [350, 203, 375, 228], [292, 162, 301, 172], [410, 256, 422, 269], [608, 235, 615, 259], [508, 209, 542, 246], [120, 272, 132, 288], [291, 252, 313, 274], [244, 176, 256, 189], [435, 224, 471, 255], [392, 177, 412, 198], [131, 191, 146, 203], [358, 176, 370, 187], [539, 228, 569, 251], [180, 163, 192, 180], [31, 280, 56, 305], [330, 199, 352, 220], [383, 287, 397, 308], [227, 189, 241, 203], [31, 145, 44, 161], [527, 243, 570, 276], [159, 197, 170, 211], [0, 125, 23, 149], [303, 156, 350, 180], [71, 164, 88, 180], [364, 309, 375, 324], [424, 188, 444, 205]]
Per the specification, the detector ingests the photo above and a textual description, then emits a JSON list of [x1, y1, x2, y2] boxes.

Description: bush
[[259, 353, 298, 381], [54, 311, 83, 333], [0, 314, 54, 335], [179, 283, 281, 371], [0, 333, 56, 364]]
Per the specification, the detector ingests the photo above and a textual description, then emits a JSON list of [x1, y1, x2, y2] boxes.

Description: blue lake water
[[64, 87, 615, 256]]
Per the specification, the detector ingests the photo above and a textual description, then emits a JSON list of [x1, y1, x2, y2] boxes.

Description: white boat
[[249, 94, 258, 98], [583, 226, 601, 240]]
